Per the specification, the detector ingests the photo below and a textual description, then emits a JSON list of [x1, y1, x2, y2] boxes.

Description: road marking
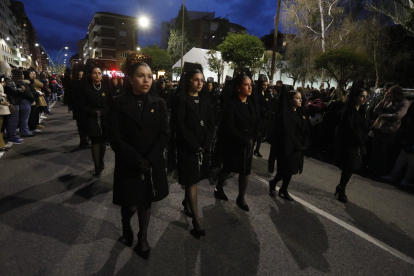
[[255, 176, 414, 265]]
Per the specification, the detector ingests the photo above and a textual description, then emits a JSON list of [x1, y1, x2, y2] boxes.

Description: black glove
[[138, 159, 151, 173]]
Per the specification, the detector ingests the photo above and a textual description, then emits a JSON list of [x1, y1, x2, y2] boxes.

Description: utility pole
[[270, 0, 282, 81], [181, 0, 185, 72]]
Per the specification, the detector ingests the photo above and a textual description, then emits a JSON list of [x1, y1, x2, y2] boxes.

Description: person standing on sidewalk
[[214, 74, 259, 212], [0, 81, 11, 151], [107, 54, 170, 259], [334, 81, 368, 203], [13, 70, 35, 138], [174, 69, 214, 239], [268, 85, 310, 201]]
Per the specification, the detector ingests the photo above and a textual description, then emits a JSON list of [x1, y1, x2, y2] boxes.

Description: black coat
[[257, 90, 273, 130], [107, 92, 170, 206], [80, 83, 110, 137], [320, 101, 345, 145], [272, 108, 310, 175], [334, 108, 368, 171], [219, 96, 259, 174], [176, 94, 215, 185]]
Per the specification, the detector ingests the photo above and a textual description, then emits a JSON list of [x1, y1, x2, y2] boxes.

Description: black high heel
[[94, 166, 101, 176], [182, 199, 193, 217], [269, 180, 277, 197], [279, 189, 294, 201], [214, 188, 228, 201], [135, 233, 150, 259], [236, 196, 249, 212], [121, 219, 133, 246], [190, 219, 206, 239], [100, 161, 105, 171], [334, 185, 348, 203], [254, 151, 263, 158]]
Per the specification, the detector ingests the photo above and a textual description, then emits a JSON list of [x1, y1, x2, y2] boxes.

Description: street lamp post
[[55, 46, 68, 64], [134, 17, 149, 51]]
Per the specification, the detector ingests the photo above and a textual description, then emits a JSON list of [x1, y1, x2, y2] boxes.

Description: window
[[119, 31, 126, 37], [120, 52, 127, 58]]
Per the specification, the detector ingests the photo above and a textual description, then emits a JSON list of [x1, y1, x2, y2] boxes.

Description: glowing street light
[[35, 43, 39, 46], [139, 17, 149, 27], [137, 47, 140, 51], [65, 47, 68, 50]]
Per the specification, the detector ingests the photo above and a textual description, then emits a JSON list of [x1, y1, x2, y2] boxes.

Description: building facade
[[82, 12, 138, 71], [161, 12, 246, 50]]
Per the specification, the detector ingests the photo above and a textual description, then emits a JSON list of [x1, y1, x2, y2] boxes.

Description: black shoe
[[334, 185, 348, 203], [214, 188, 228, 201], [94, 166, 101, 176], [135, 233, 150, 259], [0, 147, 10, 152], [269, 180, 277, 197], [236, 196, 249, 212], [254, 151, 263, 158], [182, 199, 193, 217], [279, 189, 294, 201], [190, 220, 206, 239], [100, 162, 105, 171], [121, 219, 133, 246]]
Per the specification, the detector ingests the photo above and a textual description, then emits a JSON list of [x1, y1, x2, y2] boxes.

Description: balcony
[[90, 18, 115, 31], [93, 32, 116, 41]]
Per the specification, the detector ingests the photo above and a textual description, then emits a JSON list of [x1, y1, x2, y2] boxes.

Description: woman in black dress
[[175, 69, 214, 238], [214, 74, 259, 211], [334, 81, 368, 203], [81, 66, 110, 176], [268, 86, 310, 201], [107, 54, 169, 259]]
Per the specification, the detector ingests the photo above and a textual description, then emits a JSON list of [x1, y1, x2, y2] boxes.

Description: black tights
[[185, 185, 202, 231], [272, 173, 292, 191], [216, 172, 249, 204], [121, 204, 152, 251], [339, 170, 353, 189], [91, 138, 106, 169]]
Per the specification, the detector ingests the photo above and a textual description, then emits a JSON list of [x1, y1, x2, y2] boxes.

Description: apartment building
[[82, 12, 138, 71]]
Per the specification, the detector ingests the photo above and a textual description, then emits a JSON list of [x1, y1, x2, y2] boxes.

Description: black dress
[[275, 109, 310, 175], [176, 94, 215, 186], [219, 97, 259, 174], [334, 108, 368, 171], [81, 83, 110, 137], [107, 92, 170, 206]]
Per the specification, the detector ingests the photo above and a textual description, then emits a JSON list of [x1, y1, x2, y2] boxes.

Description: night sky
[[22, 0, 278, 65]]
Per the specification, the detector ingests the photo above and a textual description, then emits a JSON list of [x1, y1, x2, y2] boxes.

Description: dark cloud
[[22, 0, 275, 64]]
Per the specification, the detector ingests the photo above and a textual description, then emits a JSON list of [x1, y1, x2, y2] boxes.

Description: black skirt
[[277, 152, 304, 175], [221, 142, 254, 175], [85, 113, 107, 137], [334, 145, 362, 172], [177, 149, 210, 186]]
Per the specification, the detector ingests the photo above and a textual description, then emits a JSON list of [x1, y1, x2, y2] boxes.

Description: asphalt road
[[0, 102, 413, 276]]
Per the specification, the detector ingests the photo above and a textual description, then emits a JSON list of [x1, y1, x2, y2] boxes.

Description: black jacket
[[2, 76, 23, 105], [335, 108, 368, 171], [107, 92, 170, 206], [175, 94, 215, 185]]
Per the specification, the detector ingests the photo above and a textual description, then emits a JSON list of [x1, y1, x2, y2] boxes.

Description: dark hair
[[288, 90, 301, 100], [82, 66, 101, 83], [276, 80, 283, 85], [12, 69, 23, 80], [234, 74, 250, 90], [177, 69, 203, 101], [310, 89, 322, 100], [389, 85, 406, 103], [384, 82, 396, 89], [127, 61, 150, 77]]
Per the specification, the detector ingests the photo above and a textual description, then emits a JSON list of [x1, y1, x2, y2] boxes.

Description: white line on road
[[255, 176, 414, 265]]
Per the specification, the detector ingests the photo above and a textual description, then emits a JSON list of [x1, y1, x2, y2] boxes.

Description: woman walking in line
[[80, 66, 110, 176], [334, 81, 368, 203], [268, 85, 310, 201], [107, 53, 170, 259], [214, 74, 259, 212], [174, 69, 214, 239]]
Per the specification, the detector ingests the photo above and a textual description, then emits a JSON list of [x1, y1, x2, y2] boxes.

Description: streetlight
[[35, 43, 39, 46], [137, 47, 140, 51], [134, 16, 150, 51], [55, 46, 68, 64]]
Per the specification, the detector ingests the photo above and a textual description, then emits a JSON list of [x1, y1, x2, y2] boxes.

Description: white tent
[[172, 48, 234, 83]]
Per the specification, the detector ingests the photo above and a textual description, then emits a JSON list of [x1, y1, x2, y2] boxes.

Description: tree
[[218, 32, 265, 70], [365, 0, 414, 36], [262, 51, 283, 81], [167, 29, 196, 63], [174, 4, 194, 37], [141, 44, 173, 74], [172, 67, 182, 81], [206, 50, 225, 84], [314, 48, 371, 88], [210, 18, 230, 50]]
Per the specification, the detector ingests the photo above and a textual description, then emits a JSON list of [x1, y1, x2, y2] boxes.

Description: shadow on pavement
[[345, 202, 414, 259], [96, 200, 260, 276], [270, 198, 331, 273]]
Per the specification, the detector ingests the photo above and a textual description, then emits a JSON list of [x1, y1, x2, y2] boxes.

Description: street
[[0, 102, 413, 276]]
